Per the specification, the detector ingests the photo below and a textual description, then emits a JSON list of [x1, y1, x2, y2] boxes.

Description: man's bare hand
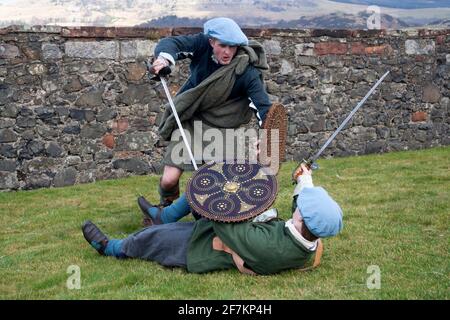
[[292, 163, 312, 182], [300, 163, 312, 176], [151, 57, 169, 74]]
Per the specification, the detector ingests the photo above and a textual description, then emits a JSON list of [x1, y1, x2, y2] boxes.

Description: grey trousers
[[121, 222, 195, 268]]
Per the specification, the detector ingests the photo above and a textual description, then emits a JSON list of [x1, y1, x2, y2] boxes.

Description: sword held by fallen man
[[292, 70, 390, 182]]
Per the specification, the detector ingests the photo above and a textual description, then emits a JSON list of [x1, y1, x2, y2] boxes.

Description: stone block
[[118, 84, 153, 106], [113, 158, 151, 174], [42, 43, 62, 60], [115, 132, 154, 151], [295, 43, 315, 56], [0, 172, 19, 189], [314, 42, 348, 55], [422, 84, 441, 103], [46, 142, 64, 158], [280, 59, 294, 75], [411, 111, 427, 122], [64, 156, 81, 166], [0, 159, 16, 172], [80, 124, 106, 139], [0, 129, 18, 142], [263, 40, 282, 56], [350, 42, 366, 55], [0, 118, 14, 128], [112, 118, 129, 133], [27, 63, 47, 75], [63, 77, 83, 93], [75, 90, 103, 107], [126, 63, 147, 81], [53, 167, 77, 187], [296, 56, 320, 67], [102, 133, 115, 149], [65, 41, 119, 60], [22, 46, 40, 60], [310, 117, 325, 132], [96, 108, 117, 122], [120, 40, 155, 59], [365, 44, 393, 55], [0, 144, 16, 158], [0, 44, 20, 59], [405, 39, 435, 55]]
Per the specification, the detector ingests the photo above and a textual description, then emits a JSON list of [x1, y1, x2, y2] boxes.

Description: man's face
[[209, 38, 238, 65]]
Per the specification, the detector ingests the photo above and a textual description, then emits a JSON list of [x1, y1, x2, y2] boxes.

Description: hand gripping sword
[[292, 70, 390, 181]]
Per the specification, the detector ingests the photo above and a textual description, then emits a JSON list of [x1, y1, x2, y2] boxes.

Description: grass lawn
[[0, 146, 448, 299]]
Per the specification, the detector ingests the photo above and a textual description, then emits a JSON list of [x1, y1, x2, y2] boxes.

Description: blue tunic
[[155, 33, 272, 124]]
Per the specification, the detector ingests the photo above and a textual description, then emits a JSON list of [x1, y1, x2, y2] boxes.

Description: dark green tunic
[[187, 219, 314, 275]]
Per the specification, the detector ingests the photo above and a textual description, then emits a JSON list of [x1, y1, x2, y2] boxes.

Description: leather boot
[[158, 179, 180, 207], [137, 196, 164, 227]]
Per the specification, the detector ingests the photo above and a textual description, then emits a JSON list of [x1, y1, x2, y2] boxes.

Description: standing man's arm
[[244, 70, 272, 126], [152, 33, 207, 73]]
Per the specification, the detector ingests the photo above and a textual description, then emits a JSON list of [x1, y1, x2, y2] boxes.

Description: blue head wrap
[[296, 187, 343, 238], [203, 17, 248, 46]]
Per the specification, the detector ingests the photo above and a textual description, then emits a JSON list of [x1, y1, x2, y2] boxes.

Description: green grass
[[0, 146, 449, 299]]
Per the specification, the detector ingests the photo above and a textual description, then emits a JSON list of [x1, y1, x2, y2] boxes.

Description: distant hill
[[330, 0, 450, 9], [269, 11, 410, 29], [1, 0, 449, 28], [427, 18, 450, 28], [138, 15, 272, 28], [140, 12, 410, 29]]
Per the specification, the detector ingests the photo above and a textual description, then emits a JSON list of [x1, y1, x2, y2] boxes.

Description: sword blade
[[310, 70, 390, 163], [160, 77, 198, 170]]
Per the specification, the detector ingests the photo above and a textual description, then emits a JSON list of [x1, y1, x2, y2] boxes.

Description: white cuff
[[252, 208, 278, 222], [158, 52, 176, 66], [293, 174, 314, 197]]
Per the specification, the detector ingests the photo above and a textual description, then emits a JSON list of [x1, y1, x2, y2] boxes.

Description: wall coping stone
[[1, 25, 449, 39]]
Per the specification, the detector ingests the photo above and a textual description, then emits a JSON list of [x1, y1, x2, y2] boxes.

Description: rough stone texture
[[422, 84, 441, 103], [0, 44, 20, 59], [65, 41, 119, 59], [263, 40, 282, 56], [412, 111, 427, 122], [120, 40, 156, 59], [405, 39, 435, 55], [295, 43, 315, 56], [112, 158, 152, 174], [315, 42, 348, 55], [0, 26, 448, 190], [126, 63, 147, 81], [0, 129, 18, 143], [75, 90, 104, 107], [53, 167, 77, 187], [42, 43, 62, 60], [0, 171, 19, 189]]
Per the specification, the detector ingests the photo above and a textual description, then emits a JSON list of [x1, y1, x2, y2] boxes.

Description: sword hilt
[[291, 159, 319, 184]]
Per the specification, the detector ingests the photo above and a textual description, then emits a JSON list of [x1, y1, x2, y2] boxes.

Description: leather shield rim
[[261, 103, 287, 163]]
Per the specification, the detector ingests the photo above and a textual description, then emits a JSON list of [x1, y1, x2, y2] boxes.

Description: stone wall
[[0, 26, 448, 190]]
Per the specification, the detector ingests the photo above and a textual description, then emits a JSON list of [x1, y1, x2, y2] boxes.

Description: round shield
[[186, 161, 278, 223]]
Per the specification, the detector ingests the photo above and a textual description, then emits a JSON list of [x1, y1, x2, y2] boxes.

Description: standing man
[[139, 17, 273, 223]]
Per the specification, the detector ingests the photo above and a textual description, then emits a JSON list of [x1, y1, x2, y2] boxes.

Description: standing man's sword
[[148, 63, 198, 171], [159, 76, 198, 170], [293, 70, 390, 180]]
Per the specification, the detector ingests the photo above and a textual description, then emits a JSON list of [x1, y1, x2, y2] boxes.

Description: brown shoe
[[138, 196, 163, 226]]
